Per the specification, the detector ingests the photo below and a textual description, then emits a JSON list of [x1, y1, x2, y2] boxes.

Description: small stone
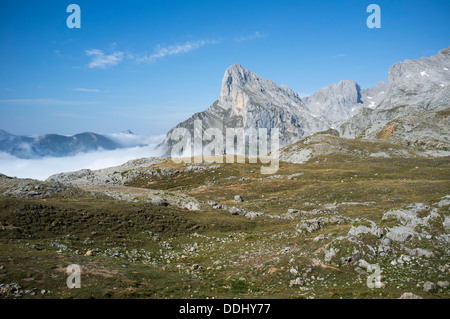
[[85, 250, 93, 256], [234, 195, 244, 203], [307, 220, 321, 233], [313, 234, 326, 241], [290, 277, 305, 286], [437, 281, 449, 288]]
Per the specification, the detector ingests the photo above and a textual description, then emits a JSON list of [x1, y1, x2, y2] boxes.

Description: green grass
[[0, 152, 449, 299]]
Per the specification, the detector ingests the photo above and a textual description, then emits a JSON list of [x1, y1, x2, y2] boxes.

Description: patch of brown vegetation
[[435, 108, 450, 118], [376, 121, 397, 139]]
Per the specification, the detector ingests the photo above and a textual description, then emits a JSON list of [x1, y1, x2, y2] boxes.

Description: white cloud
[[332, 54, 348, 58], [105, 132, 165, 148], [136, 39, 218, 63], [73, 88, 101, 93], [234, 31, 265, 42], [0, 141, 164, 181], [85, 49, 124, 69], [85, 33, 265, 68]]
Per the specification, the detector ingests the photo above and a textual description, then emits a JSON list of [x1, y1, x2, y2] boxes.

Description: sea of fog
[[0, 134, 165, 181]]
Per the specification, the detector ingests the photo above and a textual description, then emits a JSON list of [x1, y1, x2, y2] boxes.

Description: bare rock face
[[340, 47, 450, 152], [159, 64, 330, 156], [303, 80, 364, 127], [360, 81, 388, 109], [159, 65, 393, 158]]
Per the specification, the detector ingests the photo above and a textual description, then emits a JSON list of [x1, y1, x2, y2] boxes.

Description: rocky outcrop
[[47, 157, 165, 187], [275, 134, 419, 164], [0, 174, 88, 199]]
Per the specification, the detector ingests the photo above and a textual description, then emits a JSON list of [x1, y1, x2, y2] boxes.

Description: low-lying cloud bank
[[104, 132, 165, 148], [0, 138, 164, 181]]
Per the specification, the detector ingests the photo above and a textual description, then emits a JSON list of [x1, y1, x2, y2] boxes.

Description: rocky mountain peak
[[388, 46, 450, 93], [303, 80, 363, 125], [219, 64, 303, 113], [339, 47, 449, 150]]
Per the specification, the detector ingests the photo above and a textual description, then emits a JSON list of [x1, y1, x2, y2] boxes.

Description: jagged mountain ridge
[[160, 64, 329, 155], [162, 47, 449, 157], [303, 80, 388, 128], [160, 64, 382, 155], [340, 47, 450, 150]]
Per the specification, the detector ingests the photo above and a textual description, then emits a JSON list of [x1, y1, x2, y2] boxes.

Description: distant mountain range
[[0, 130, 133, 158], [3, 47, 448, 160], [160, 47, 449, 155]]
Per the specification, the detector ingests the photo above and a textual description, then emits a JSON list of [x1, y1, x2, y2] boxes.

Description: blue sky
[[1, 0, 449, 137]]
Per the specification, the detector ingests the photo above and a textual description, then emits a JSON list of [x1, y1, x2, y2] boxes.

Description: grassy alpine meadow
[[0, 150, 449, 299]]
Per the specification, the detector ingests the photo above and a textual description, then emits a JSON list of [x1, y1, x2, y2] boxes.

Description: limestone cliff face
[[160, 64, 329, 155], [340, 47, 450, 150], [304, 80, 364, 128]]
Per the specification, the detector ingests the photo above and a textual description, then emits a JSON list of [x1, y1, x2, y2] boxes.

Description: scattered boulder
[[314, 234, 326, 242], [307, 220, 321, 233], [423, 281, 436, 292], [399, 292, 423, 299], [234, 195, 244, 203], [385, 226, 414, 243], [289, 277, 305, 286], [289, 268, 299, 276], [151, 197, 168, 206], [348, 223, 383, 238], [324, 247, 338, 263], [180, 200, 201, 211], [437, 281, 449, 288]]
